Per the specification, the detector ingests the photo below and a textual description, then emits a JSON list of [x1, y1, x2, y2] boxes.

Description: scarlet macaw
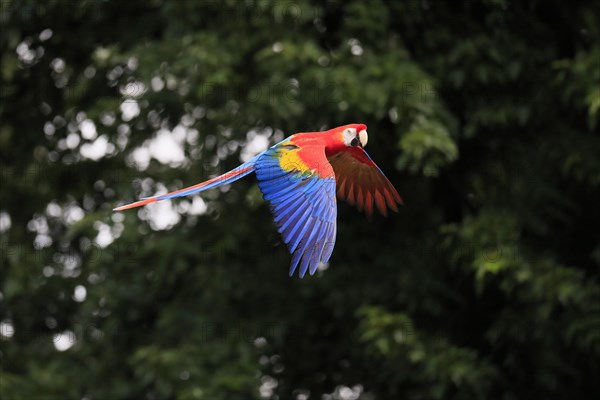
[[114, 124, 403, 277]]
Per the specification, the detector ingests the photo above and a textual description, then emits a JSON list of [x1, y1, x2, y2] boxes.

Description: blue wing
[[255, 145, 337, 278]]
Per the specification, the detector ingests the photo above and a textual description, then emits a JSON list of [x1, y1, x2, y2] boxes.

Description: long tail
[[113, 156, 259, 211]]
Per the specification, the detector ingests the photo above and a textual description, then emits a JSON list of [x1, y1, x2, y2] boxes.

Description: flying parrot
[[114, 124, 403, 277]]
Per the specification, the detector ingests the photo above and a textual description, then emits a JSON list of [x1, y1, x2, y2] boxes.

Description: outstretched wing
[[328, 147, 403, 217], [255, 143, 337, 278]]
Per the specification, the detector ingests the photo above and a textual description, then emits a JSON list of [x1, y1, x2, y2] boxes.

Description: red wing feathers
[[328, 147, 403, 217]]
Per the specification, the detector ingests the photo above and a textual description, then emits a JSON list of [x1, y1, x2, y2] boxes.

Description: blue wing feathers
[[287, 207, 314, 253], [297, 222, 318, 277], [260, 173, 297, 191], [279, 203, 310, 238], [255, 145, 338, 278], [264, 178, 309, 202], [298, 223, 322, 277], [289, 247, 303, 276], [322, 223, 337, 263], [274, 195, 307, 223], [309, 224, 329, 275], [280, 201, 310, 241], [274, 184, 313, 213]]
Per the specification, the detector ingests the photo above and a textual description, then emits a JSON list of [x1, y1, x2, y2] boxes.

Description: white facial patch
[[343, 128, 357, 146]]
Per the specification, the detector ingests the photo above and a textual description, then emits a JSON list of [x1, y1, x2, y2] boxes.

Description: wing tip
[[388, 189, 404, 212], [396, 193, 405, 206], [396, 196, 405, 208]]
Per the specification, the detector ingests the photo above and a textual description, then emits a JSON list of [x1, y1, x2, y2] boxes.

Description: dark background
[[1, 0, 599, 399]]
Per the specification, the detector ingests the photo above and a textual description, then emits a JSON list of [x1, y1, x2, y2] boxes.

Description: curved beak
[[358, 130, 368, 147]]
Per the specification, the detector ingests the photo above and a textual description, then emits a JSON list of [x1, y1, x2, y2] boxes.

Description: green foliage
[[1, 0, 599, 399], [397, 116, 458, 177]]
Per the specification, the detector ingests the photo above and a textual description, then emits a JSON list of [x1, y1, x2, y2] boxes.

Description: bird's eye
[[350, 137, 359, 146], [343, 128, 357, 146]]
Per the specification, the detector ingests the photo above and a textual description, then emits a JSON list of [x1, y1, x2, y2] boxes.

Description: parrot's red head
[[336, 123, 368, 148]]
